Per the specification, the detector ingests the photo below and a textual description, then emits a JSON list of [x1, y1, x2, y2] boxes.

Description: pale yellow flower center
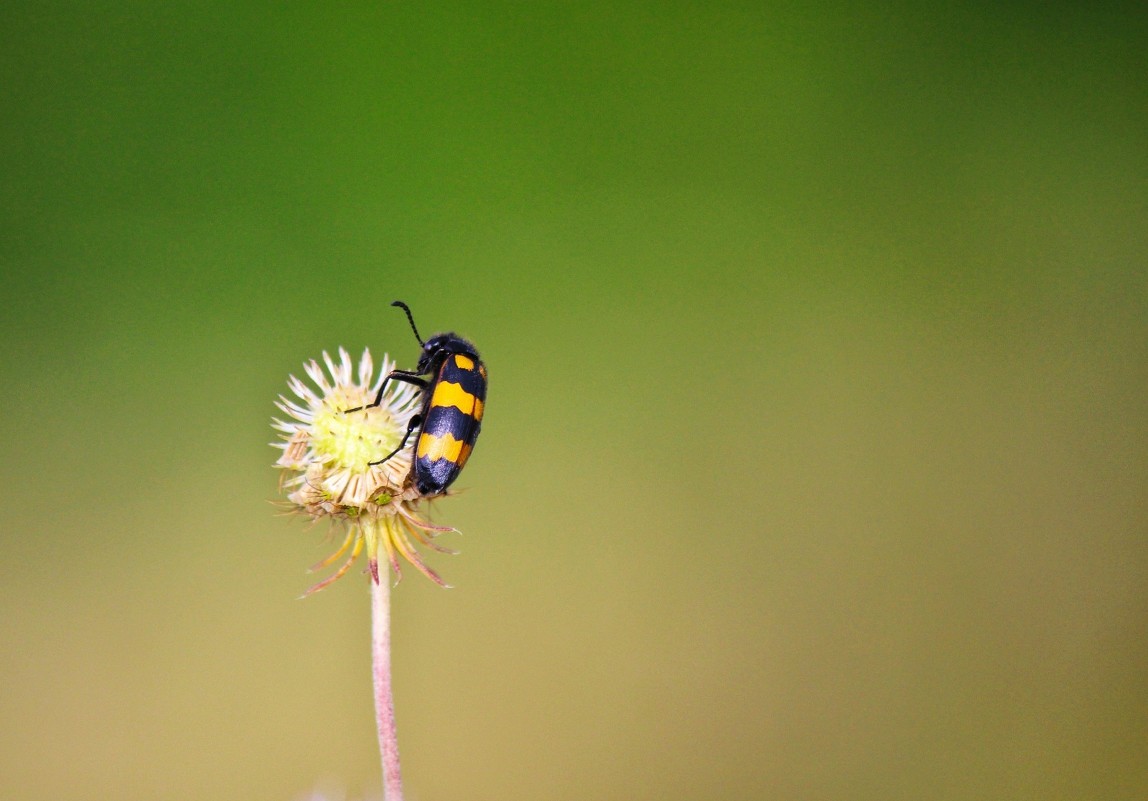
[[310, 393, 405, 475]]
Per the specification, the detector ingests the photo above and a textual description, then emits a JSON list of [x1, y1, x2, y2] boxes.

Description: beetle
[[347, 300, 486, 496]]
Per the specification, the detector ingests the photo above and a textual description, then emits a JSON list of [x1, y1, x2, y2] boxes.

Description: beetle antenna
[[391, 300, 425, 346]]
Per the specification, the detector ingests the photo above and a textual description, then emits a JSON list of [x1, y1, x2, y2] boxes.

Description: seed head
[[271, 348, 456, 593]]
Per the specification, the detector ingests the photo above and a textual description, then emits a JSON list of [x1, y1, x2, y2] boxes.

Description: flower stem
[[371, 564, 404, 801]]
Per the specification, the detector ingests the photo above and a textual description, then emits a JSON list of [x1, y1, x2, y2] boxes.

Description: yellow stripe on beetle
[[456, 441, 473, 468], [417, 431, 467, 463], [453, 354, 475, 370], [430, 380, 483, 418]]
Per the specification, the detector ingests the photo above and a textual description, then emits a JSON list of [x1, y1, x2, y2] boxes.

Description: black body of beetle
[[351, 301, 486, 496]]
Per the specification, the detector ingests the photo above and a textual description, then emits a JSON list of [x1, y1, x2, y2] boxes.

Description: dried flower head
[[272, 348, 456, 593]]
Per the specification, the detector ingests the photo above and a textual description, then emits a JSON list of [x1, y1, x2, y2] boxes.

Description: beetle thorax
[[418, 332, 479, 373]]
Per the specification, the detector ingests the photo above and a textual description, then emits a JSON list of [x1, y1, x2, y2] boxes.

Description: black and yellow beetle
[[349, 301, 487, 496]]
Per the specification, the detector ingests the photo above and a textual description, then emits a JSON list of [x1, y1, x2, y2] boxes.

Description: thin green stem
[[371, 565, 403, 801]]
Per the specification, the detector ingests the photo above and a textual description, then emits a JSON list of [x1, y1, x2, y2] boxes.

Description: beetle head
[[418, 333, 479, 373]]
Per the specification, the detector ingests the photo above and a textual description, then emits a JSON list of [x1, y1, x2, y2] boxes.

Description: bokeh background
[[2, 4, 1146, 800]]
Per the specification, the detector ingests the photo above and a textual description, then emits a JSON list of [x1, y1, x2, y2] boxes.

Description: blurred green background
[[2, 4, 1146, 800]]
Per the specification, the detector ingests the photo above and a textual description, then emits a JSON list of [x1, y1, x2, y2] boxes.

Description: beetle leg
[[345, 369, 428, 413], [369, 414, 422, 465]]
